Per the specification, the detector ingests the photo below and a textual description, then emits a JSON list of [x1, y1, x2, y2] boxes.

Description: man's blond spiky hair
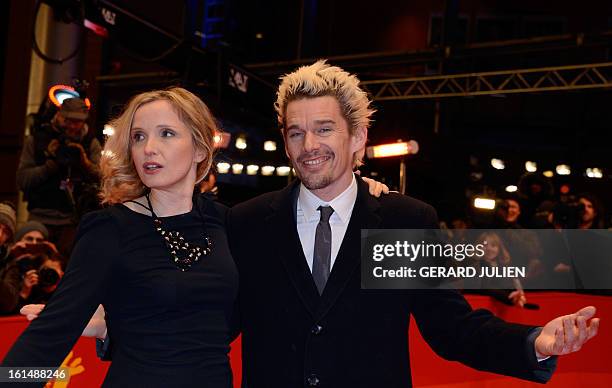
[[274, 60, 375, 135]]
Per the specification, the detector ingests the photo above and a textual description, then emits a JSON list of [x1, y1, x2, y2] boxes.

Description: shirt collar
[[298, 174, 358, 223]]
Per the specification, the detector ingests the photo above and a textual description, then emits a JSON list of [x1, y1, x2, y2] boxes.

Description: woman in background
[[476, 231, 527, 308]]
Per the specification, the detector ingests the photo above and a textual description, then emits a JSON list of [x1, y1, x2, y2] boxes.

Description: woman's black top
[[2, 195, 239, 387]]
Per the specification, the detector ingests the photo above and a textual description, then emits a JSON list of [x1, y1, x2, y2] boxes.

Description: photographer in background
[[0, 243, 65, 315], [577, 193, 606, 230], [493, 194, 544, 288], [548, 193, 606, 230], [14, 221, 49, 245], [16, 98, 102, 258], [538, 193, 608, 288], [10, 220, 58, 254], [497, 196, 523, 228]]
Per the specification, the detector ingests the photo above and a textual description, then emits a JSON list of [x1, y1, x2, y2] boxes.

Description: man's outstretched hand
[[535, 306, 600, 358]]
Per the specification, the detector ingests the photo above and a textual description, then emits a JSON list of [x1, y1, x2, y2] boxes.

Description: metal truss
[[360, 62, 612, 100]]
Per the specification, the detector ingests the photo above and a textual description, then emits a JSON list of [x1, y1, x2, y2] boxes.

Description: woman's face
[[130, 100, 204, 195], [484, 239, 500, 262]]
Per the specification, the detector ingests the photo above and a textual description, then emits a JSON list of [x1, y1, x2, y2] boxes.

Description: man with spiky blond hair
[[227, 61, 598, 387]]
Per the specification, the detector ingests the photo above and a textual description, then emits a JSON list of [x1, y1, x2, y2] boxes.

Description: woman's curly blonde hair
[[99, 87, 218, 205]]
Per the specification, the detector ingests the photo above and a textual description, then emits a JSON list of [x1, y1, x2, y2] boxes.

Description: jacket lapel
[[315, 177, 382, 320], [266, 180, 320, 316]]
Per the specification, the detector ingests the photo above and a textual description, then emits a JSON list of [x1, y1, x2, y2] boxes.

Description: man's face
[[505, 199, 521, 223], [21, 230, 45, 244], [56, 113, 86, 141], [579, 198, 595, 224], [284, 96, 366, 201]]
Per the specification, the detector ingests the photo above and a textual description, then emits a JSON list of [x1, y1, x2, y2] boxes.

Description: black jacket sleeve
[[225, 207, 242, 341], [412, 289, 554, 382], [410, 200, 554, 383]]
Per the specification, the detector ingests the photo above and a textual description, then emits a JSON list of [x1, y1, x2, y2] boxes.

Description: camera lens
[[38, 267, 60, 288]]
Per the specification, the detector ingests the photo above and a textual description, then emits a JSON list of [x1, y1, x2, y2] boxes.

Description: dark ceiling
[[3, 0, 610, 218]]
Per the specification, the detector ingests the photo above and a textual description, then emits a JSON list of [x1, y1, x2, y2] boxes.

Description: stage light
[[473, 197, 496, 210], [56, 91, 79, 104], [261, 166, 275, 176], [217, 162, 230, 174], [586, 168, 603, 179], [235, 136, 247, 150], [368, 142, 408, 158], [264, 141, 277, 151], [505, 185, 518, 193], [543, 170, 554, 178], [366, 141, 418, 158], [246, 165, 259, 175], [232, 164, 244, 174], [525, 161, 537, 172], [276, 166, 291, 176], [213, 132, 231, 149], [491, 158, 505, 170], [560, 184, 570, 194], [48, 84, 91, 108], [366, 140, 418, 195], [103, 125, 115, 137], [556, 164, 571, 175]]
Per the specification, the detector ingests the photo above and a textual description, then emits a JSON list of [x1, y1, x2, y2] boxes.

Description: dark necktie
[[313, 205, 334, 294]]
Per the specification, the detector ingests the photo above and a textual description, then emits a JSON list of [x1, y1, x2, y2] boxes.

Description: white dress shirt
[[296, 174, 358, 272]]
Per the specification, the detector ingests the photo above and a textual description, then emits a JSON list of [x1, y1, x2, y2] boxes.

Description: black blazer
[[227, 177, 550, 388]]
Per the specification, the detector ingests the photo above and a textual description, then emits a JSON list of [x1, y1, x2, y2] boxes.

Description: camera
[[12, 243, 63, 289], [495, 199, 510, 212], [552, 198, 585, 229], [493, 198, 512, 222], [54, 135, 82, 167], [17, 254, 61, 288], [38, 266, 61, 288]]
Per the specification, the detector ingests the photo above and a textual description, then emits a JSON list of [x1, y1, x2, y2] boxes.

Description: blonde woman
[[477, 231, 527, 307], [2, 88, 238, 387]]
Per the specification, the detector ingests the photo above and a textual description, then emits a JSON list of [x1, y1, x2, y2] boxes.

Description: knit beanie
[[0, 202, 17, 240], [15, 221, 49, 242]]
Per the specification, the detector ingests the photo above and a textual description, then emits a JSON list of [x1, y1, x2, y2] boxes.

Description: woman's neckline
[[120, 200, 195, 219]]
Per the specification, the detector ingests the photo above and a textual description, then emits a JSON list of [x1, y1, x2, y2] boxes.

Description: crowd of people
[[0, 61, 601, 387], [16, 96, 101, 258], [0, 96, 100, 316], [0, 212, 65, 315], [443, 176, 609, 308]]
